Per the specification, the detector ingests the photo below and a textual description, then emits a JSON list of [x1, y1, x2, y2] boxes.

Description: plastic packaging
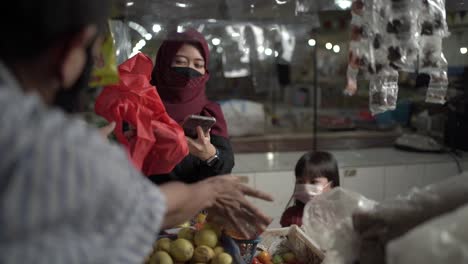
[[387, 203, 468, 264], [419, 0, 450, 38], [418, 36, 449, 104], [219, 99, 266, 137], [109, 19, 131, 65], [425, 69, 449, 104], [94, 53, 189, 176], [222, 24, 251, 78], [369, 69, 399, 115], [353, 172, 468, 264], [302, 188, 377, 264], [89, 24, 119, 87], [346, 0, 449, 110]]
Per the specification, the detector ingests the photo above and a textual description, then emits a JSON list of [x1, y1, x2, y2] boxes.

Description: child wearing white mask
[[280, 151, 340, 227]]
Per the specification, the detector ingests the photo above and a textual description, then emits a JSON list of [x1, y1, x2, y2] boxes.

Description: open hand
[[196, 175, 274, 239]]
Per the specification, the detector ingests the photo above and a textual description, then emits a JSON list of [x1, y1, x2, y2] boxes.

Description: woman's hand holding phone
[[186, 126, 216, 161]]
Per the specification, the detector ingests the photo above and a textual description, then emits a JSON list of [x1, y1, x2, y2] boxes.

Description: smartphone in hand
[[182, 115, 216, 138]]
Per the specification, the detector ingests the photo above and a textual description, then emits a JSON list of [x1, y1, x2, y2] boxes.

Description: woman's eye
[[195, 64, 205, 69]]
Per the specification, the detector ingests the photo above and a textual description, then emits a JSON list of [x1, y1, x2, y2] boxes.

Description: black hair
[[0, 0, 111, 63], [294, 151, 340, 187]]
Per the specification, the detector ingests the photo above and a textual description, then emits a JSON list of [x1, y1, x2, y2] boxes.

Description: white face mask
[[293, 183, 329, 204]]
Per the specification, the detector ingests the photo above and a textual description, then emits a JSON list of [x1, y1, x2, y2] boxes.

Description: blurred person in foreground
[[0, 1, 272, 263]]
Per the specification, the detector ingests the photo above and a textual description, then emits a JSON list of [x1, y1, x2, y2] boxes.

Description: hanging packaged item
[[424, 69, 449, 104], [418, 0, 449, 104], [346, 0, 449, 112], [94, 53, 189, 176], [385, 0, 420, 71], [369, 69, 399, 115], [345, 0, 383, 95], [419, 0, 450, 38], [89, 22, 119, 87], [221, 24, 251, 78], [109, 19, 132, 65]]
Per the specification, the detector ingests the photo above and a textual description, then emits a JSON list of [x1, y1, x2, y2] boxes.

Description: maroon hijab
[[151, 28, 228, 138]]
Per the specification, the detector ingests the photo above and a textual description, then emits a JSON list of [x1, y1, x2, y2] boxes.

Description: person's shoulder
[[0, 90, 123, 164]]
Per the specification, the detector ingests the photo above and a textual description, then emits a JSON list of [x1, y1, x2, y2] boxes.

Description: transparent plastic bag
[[302, 188, 377, 264], [109, 19, 131, 65], [425, 69, 449, 104], [369, 69, 399, 115], [222, 24, 251, 78], [389, 0, 417, 13], [345, 65, 359, 96], [387, 203, 468, 264], [419, 0, 449, 37], [353, 172, 468, 264], [419, 36, 446, 70]]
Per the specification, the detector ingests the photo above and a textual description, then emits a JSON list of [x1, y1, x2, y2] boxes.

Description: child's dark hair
[[294, 151, 340, 187]]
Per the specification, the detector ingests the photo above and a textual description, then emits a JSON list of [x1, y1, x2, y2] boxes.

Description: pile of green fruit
[[145, 225, 233, 264]]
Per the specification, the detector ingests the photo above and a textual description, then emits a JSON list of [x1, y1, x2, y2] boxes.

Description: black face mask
[[172, 67, 203, 79], [53, 46, 94, 113]]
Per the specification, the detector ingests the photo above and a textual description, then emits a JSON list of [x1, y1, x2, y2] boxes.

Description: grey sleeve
[[0, 93, 166, 264]]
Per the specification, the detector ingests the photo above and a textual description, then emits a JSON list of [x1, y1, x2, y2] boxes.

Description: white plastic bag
[[387, 203, 468, 264], [302, 188, 377, 264], [353, 172, 468, 264], [220, 99, 265, 137]]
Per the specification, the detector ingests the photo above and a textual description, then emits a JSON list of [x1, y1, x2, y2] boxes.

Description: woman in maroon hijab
[[149, 28, 234, 184]]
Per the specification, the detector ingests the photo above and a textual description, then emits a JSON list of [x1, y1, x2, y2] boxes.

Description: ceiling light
[[211, 38, 221, 46], [336, 0, 352, 9], [308, 39, 316, 46], [265, 48, 273, 56], [276, 0, 287, 4], [126, 2, 134, 7], [267, 152, 274, 161], [461, 47, 468, 55], [274, 51, 279, 57], [325, 42, 333, 50], [175, 2, 187, 8], [257, 46, 265, 53], [144, 33, 152, 41], [152, 24, 162, 33], [333, 45, 341, 53]]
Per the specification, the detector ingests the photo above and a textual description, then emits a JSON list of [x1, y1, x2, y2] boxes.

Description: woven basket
[[259, 225, 324, 264]]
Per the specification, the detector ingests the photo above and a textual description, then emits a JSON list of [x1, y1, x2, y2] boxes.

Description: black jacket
[[149, 135, 235, 184]]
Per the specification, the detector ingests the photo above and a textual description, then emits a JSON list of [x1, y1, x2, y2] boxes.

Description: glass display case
[[101, 0, 468, 153]]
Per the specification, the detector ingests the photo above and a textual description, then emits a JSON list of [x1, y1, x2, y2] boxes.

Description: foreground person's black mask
[[53, 46, 94, 113], [171, 66, 203, 79]]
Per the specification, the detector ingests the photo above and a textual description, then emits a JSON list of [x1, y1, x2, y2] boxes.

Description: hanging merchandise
[[385, 0, 420, 71], [222, 24, 251, 78], [346, 0, 450, 114], [369, 69, 399, 114], [89, 22, 119, 87], [109, 19, 132, 65], [345, 0, 377, 96], [418, 0, 450, 104]]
